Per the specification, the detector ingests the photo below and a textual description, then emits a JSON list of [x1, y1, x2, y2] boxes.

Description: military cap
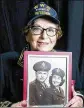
[[52, 68, 65, 78], [33, 61, 51, 72], [27, 2, 60, 25]]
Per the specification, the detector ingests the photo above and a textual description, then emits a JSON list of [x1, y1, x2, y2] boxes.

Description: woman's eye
[[48, 28, 54, 32], [32, 27, 40, 31]]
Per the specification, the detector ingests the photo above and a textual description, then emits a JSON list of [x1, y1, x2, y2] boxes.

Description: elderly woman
[[0, 2, 83, 107], [44, 68, 65, 105]]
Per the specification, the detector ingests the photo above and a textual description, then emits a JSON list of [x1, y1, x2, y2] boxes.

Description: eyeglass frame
[[29, 26, 58, 37]]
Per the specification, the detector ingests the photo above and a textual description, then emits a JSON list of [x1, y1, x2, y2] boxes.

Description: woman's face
[[26, 18, 59, 51], [52, 75, 62, 87]]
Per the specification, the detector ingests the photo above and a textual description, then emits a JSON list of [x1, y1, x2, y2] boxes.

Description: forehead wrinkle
[[33, 18, 58, 29]]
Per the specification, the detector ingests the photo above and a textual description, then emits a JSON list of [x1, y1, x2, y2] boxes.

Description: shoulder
[[0, 51, 20, 75], [29, 80, 36, 87], [0, 51, 19, 60]]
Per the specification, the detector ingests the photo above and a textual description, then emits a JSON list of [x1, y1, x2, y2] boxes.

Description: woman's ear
[[25, 31, 31, 42], [26, 35, 29, 42]]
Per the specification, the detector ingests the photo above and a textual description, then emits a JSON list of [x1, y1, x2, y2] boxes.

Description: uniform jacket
[[29, 79, 48, 105], [44, 86, 65, 105]]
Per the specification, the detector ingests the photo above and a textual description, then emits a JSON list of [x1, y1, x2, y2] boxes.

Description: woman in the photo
[[44, 68, 65, 105]]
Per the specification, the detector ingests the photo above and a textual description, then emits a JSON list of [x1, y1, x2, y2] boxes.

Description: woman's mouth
[[37, 42, 49, 46]]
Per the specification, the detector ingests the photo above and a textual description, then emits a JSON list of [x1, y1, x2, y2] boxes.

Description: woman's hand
[[11, 100, 27, 107], [65, 86, 83, 107]]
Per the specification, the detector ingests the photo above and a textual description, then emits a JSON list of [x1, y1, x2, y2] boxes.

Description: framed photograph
[[23, 51, 72, 107]]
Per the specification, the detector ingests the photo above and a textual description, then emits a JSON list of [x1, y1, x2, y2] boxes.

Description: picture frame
[[23, 51, 72, 107]]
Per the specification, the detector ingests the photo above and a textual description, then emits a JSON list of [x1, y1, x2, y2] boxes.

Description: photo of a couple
[[28, 60, 66, 107]]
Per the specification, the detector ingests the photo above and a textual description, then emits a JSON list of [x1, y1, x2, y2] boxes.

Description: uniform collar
[[35, 79, 48, 89]]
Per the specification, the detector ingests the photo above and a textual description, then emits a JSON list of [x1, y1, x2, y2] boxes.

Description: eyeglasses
[[29, 26, 58, 37]]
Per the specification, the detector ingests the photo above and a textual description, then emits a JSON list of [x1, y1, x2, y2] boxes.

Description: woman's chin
[[37, 49, 50, 52], [36, 47, 52, 51]]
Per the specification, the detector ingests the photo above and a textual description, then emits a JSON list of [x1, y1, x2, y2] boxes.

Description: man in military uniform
[[29, 61, 51, 106]]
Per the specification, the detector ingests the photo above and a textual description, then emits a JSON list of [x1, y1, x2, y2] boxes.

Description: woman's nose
[[41, 30, 48, 39]]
